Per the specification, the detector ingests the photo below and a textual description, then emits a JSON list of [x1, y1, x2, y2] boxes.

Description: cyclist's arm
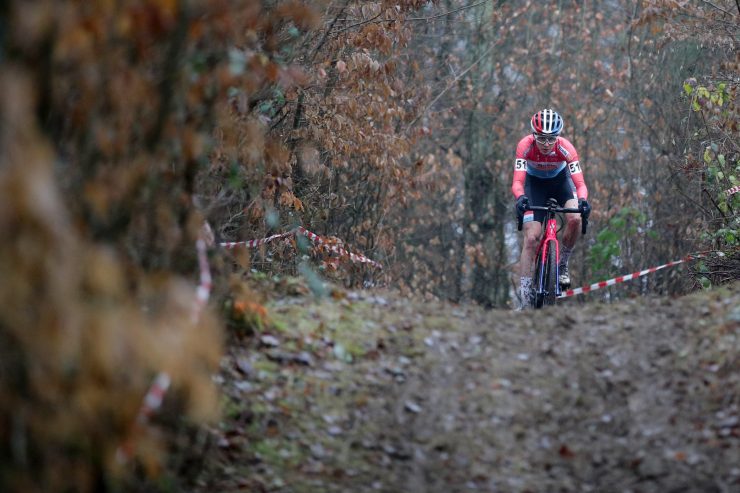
[[512, 159, 527, 198], [569, 163, 588, 199], [559, 137, 588, 199], [511, 137, 531, 198]]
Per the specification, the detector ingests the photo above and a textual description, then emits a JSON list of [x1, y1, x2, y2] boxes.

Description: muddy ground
[[192, 282, 739, 493]]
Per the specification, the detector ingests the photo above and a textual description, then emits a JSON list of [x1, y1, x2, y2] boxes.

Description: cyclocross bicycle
[[517, 198, 588, 308]]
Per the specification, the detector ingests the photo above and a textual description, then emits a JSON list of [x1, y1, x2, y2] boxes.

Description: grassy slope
[[193, 282, 739, 493]]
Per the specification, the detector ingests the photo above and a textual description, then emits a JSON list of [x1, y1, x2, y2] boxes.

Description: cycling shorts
[[523, 168, 577, 223]]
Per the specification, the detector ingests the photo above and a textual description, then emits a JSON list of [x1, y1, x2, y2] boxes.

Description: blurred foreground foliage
[[0, 0, 322, 491], [0, 69, 222, 491]]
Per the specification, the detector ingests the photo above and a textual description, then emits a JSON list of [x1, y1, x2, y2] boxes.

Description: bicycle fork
[[535, 218, 561, 297]]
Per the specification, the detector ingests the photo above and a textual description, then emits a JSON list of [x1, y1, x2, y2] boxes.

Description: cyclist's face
[[534, 134, 557, 152]]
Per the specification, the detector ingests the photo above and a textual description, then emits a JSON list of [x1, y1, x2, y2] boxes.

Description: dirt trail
[[198, 283, 739, 493]]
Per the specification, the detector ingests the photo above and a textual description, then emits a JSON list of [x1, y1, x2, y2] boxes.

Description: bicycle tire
[[543, 244, 558, 306], [532, 243, 558, 308], [532, 247, 546, 308]]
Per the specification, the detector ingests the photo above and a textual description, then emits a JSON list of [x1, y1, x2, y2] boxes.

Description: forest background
[[0, 0, 738, 491]]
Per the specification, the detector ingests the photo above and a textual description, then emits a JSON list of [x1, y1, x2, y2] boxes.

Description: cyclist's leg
[[562, 197, 580, 248], [558, 169, 582, 251], [519, 219, 541, 307], [519, 175, 546, 308], [555, 171, 582, 287]]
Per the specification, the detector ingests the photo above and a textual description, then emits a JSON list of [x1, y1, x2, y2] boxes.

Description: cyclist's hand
[[516, 195, 529, 217], [578, 198, 591, 217]]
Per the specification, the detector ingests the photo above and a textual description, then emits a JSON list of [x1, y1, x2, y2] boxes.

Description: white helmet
[[530, 109, 564, 135]]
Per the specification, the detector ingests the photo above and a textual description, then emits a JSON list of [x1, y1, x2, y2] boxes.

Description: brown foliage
[[0, 70, 221, 492], [0, 0, 329, 490]]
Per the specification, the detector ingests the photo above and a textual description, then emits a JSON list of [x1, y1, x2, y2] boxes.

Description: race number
[[568, 161, 582, 174], [515, 159, 527, 171]]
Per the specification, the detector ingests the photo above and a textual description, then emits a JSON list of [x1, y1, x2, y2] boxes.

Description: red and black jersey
[[511, 134, 587, 200]]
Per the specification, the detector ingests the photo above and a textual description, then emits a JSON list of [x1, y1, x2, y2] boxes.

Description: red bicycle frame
[[536, 210, 562, 296], [518, 198, 587, 307]]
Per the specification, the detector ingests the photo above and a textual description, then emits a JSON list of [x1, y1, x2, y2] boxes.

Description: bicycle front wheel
[[542, 245, 558, 306], [532, 243, 558, 308]]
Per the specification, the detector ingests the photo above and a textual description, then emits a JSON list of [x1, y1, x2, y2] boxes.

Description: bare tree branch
[[333, 0, 492, 36], [697, 0, 737, 17], [408, 0, 492, 22], [406, 43, 495, 132]]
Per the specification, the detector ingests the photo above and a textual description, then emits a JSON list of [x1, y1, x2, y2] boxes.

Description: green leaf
[[259, 101, 273, 113], [683, 83, 693, 95], [273, 87, 285, 102], [228, 161, 243, 188], [298, 261, 327, 298]]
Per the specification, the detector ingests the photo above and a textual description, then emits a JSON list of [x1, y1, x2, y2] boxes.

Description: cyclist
[[512, 109, 591, 308]]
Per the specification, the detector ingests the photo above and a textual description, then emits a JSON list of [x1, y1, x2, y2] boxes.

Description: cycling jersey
[[511, 134, 588, 200]]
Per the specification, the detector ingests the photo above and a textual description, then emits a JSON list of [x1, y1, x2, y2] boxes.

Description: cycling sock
[[520, 276, 532, 302], [560, 244, 573, 267]]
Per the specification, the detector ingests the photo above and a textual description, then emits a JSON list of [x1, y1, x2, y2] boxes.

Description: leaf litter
[[195, 282, 739, 493]]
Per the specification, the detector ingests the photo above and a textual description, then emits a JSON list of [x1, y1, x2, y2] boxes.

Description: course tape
[[117, 225, 215, 465], [725, 185, 740, 197], [192, 237, 213, 323], [220, 230, 296, 249], [220, 226, 383, 270], [135, 372, 171, 424], [115, 371, 172, 464], [559, 252, 714, 298]]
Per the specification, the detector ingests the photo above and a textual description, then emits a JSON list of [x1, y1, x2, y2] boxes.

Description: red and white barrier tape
[[559, 252, 714, 298], [117, 225, 214, 465], [115, 372, 171, 464], [296, 227, 383, 270], [135, 372, 171, 424], [725, 185, 740, 197], [220, 226, 383, 270], [220, 230, 296, 249], [192, 237, 213, 322], [120, 223, 381, 464]]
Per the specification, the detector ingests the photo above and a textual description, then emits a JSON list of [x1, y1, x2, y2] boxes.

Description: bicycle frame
[[517, 198, 587, 308]]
